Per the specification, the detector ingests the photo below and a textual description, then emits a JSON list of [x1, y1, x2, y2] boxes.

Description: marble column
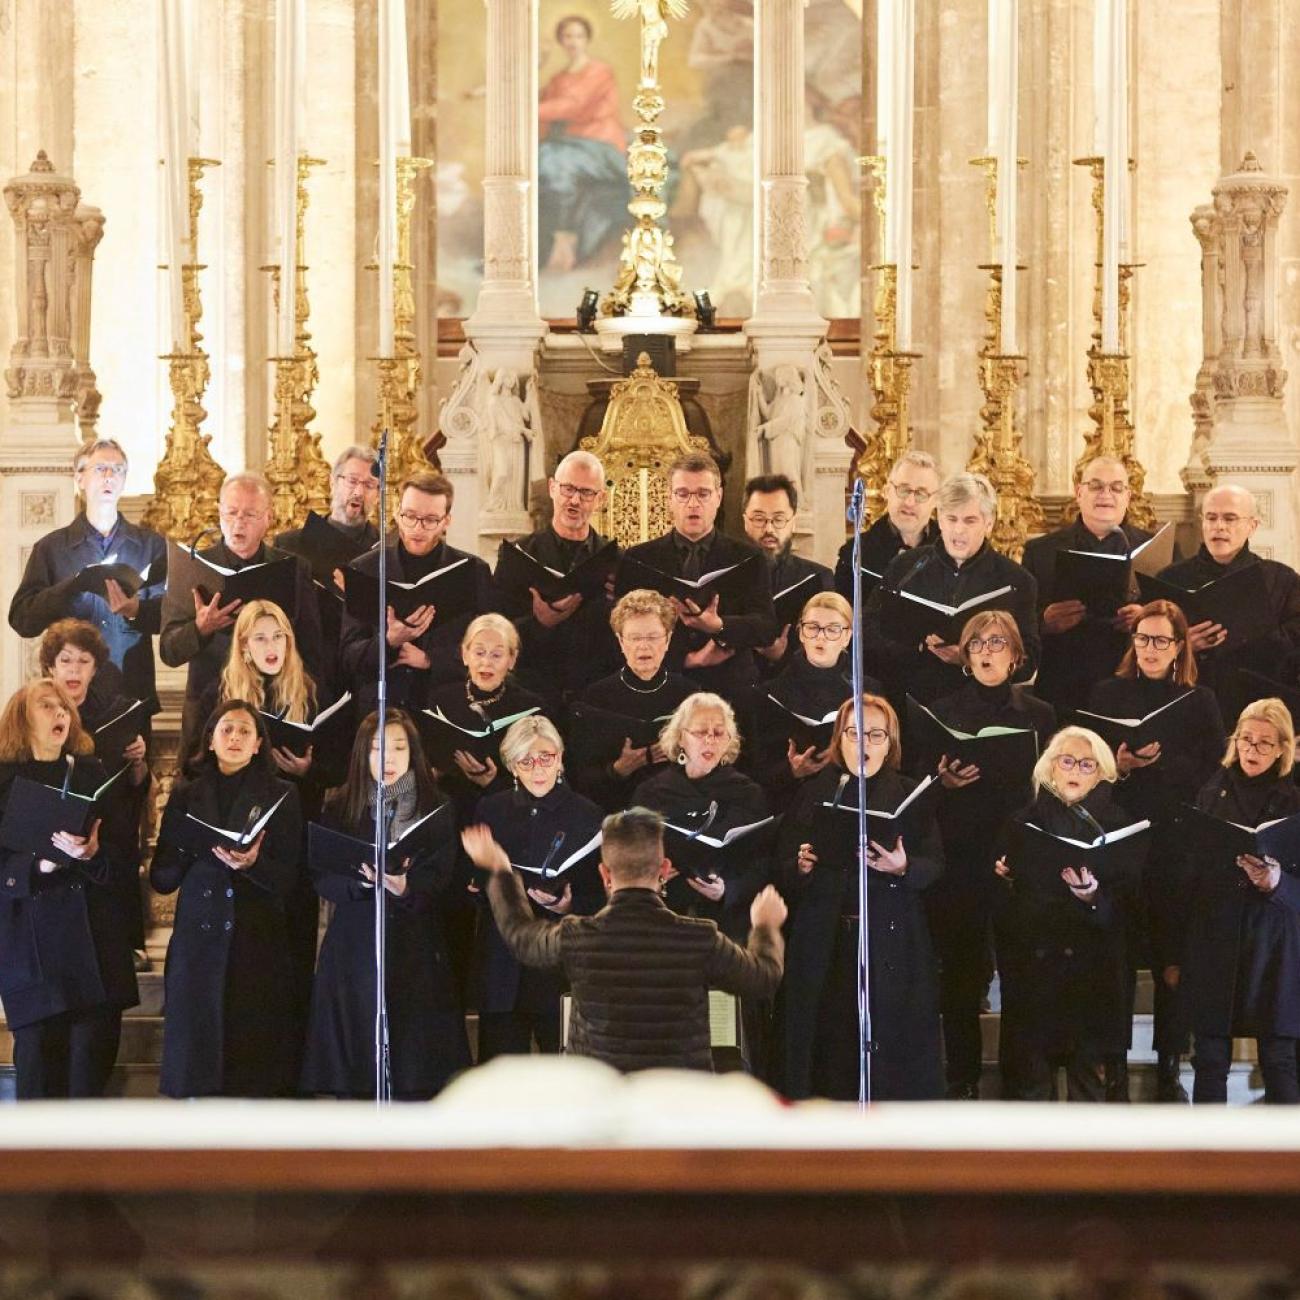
[[443, 0, 546, 558], [746, 0, 848, 569]]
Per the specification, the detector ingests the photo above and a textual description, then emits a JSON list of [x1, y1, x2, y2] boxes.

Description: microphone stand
[[372, 427, 393, 1105], [847, 478, 874, 1108]]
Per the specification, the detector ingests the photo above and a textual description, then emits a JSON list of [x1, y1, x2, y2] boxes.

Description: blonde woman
[[461, 714, 603, 1060], [1182, 697, 1300, 1104], [637, 692, 769, 931], [994, 726, 1135, 1102]]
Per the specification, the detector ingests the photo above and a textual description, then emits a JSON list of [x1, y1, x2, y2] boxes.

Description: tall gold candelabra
[[265, 155, 332, 535], [855, 154, 917, 524], [1071, 155, 1155, 529], [966, 156, 1041, 561], [373, 155, 439, 522], [146, 157, 228, 541]]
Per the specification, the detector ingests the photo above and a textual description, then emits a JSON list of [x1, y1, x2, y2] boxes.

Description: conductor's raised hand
[[460, 824, 511, 874], [750, 884, 788, 930], [530, 586, 583, 628], [386, 603, 435, 647], [194, 589, 241, 637], [686, 872, 726, 901], [867, 835, 908, 875], [213, 831, 264, 871], [938, 754, 981, 788]]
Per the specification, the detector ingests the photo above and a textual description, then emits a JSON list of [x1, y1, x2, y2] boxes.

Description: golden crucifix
[[610, 0, 689, 86]]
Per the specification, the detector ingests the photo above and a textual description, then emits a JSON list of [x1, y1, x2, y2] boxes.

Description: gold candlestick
[[264, 155, 331, 534], [371, 155, 440, 513], [146, 157, 226, 540], [1071, 155, 1154, 528], [966, 156, 1041, 560]]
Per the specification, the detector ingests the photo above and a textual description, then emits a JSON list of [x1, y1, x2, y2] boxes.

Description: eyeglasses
[[467, 647, 510, 664], [515, 751, 559, 771], [220, 507, 268, 523], [671, 488, 716, 504], [80, 462, 127, 479], [799, 621, 847, 639], [1081, 479, 1129, 495], [335, 474, 378, 492], [1132, 632, 1178, 650], [966, 635, 1009, 653], [1054, 754, 1099, 774], [744, 512, 791, 529], [844, 727, 890, 745], [685, 727, 729, 742], [888, 483, 932, 503], [554, 482, 600, 503], [621, 632, 667, 645], [398, 510, 447, 531], [1203, 512, 1249, 526], [1236, 734, 1279, 756]]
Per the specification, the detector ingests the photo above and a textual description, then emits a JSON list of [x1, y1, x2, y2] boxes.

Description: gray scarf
[[367, 767, 421, 840]]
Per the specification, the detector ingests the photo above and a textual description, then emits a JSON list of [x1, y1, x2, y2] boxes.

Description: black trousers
[[477, 1008, 562, 1062], [1001, 1041, 1108, 1102], [12, 1005, 122, 1100], [1192, 1033, 1300, 1104], [929, 895, 992, 1093]]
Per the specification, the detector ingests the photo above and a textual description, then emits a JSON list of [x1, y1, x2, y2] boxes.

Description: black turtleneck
[[213, 764, 252, 824], [930, 676, 1056, 745], [398, 539, 445, 581]]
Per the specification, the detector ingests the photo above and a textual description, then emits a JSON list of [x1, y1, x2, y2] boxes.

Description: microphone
[[240, 804, 263, 846], [892, 545, 936, 594], [830, 770, 852, 812], [847, 478, 866, 524], [686, 800, 719, 841], [538, 830, 567, 879], [59, 753, 75, 799], [1073, 802, 1108, 844], [188, 525, 221, 560]]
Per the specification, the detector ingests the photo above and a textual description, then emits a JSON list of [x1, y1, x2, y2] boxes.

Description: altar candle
[[159, 0, 193, 352], [890, 0, 916, 351], [377, 0, 412, 357], [989, 0, 1019, 354], [1099, 0, 1128, 353], [274, 0, 305, 357]]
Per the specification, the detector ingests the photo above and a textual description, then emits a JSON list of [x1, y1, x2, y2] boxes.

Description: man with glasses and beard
[[1020, 456, 1150, 714], [741, 474, 833, 680], [495, 450, 621, 708], [337, 470, 502, 713], [835, 450, 940, 610], [615, 452, 777, 708], [160, 471, 324, 757]]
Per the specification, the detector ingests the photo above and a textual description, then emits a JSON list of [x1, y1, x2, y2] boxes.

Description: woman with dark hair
[[0, 679, 138, 1098], [1086, 598, 1226, 1101], [150, 700, 302, 1098], [773, 694, 944, 1102], [40, 617, 154, 963], [302, 709, 469, 1099], [917, 609, 1055, 1100]]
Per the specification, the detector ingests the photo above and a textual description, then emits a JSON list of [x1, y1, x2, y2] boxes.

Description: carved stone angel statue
[[610, 0, 690, 85], [751, 364, 808, 504], [482, 368, 539, 515]]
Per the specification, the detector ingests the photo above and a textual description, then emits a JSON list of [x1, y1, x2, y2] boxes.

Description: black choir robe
[[301, 799, 470, 1099], [772, 764, 945, 1102], [496, 527, 621, 708], [834, 515, 940, 612], [338, 539, 503, 714], [615, 531, 778, 705], [0, 756, 139, 1033], [566, 667, 697, 811], [862, 540, 1040, 709], [9, 513, 168, 708], [1020, 519, 1152, 713], [150, 764, 302, 1098], [760, 548, 835, 680], [159, 539, 324, 758]]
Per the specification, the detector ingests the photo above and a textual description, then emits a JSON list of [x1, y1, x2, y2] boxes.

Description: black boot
[[1156, 1052, 1190, 1103], [1104, 1056, 1130, 1103]]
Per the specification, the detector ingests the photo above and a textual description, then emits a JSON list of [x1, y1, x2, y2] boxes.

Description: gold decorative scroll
[[857, 263, 916, 525]]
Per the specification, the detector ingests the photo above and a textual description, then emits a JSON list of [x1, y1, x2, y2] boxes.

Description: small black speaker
[[621, 334, 676, 376]]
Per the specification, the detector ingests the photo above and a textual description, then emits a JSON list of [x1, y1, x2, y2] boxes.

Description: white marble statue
[[752, 364, 808, 502], [482, 367, 536, 515]]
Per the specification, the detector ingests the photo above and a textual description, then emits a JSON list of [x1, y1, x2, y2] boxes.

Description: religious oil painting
[[437, 0, 862, 323]]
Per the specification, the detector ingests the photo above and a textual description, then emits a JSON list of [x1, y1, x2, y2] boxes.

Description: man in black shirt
[[1159, 483, 1300, 717], [10, 437, 167, 707], [495, 449, 619, 707], [835, 450, 940, 609], [1020, 455, 1148, 713], [615, 452, 777, 707], [159, 471, 324, 756], [337, 469, 501, 712], [741, 473, 833, 680]]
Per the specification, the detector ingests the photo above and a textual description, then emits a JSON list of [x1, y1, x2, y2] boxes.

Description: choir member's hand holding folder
[[1178, 804, 1300, 875], [906, 697, 1039, 787], [160, 791, 291, 858], [763, 694, 839, 753], [259, 692, 353, 758], [1051, 524, 1174, 615], [419, 705, 540, 769], [1137, 563, 1274, 646], [567, 701, 674, 756], [166, 538, 298, 612], [619, 553, 761, 610], [1005, 818, 1151, 898], [878, 583, 1015, 647], [70, 555, 154, 600], [343, 554, 476, 625], [293, 511, 375, 589], [811, 773, 940, 864], [92, 698, 155, 774], [308, 802, 452, 879], [662, 806, 777, 880], [495, 539, 620, 604], [0, 762, 127, 864], [773, 572, 824, 629], [1072, 689, 1206, 756]]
